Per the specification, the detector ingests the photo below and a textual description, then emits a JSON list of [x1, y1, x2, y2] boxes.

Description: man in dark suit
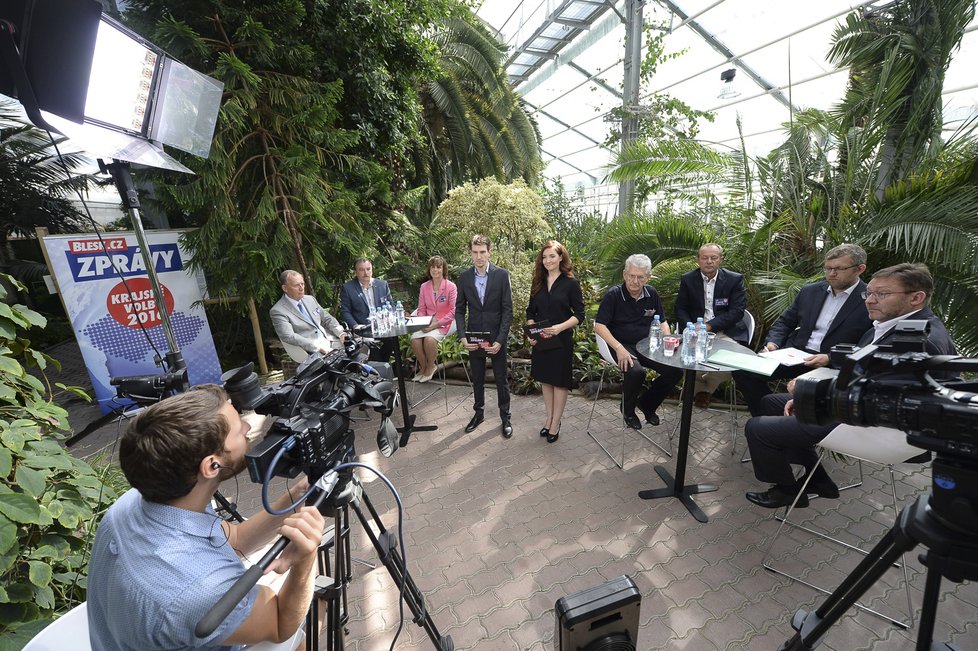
[[674, 243, 747, 406], [733, 243, 873, 416], [743, 263, 956, 508], [340, 257, 393, 361], [455, 234, 514, 438]]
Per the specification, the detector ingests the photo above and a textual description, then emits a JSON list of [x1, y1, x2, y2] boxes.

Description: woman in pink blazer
[[411, 256, 458, 382]]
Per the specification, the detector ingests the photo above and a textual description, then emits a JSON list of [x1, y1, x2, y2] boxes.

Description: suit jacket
[[767, 280, 872, 353], [856, 307, 956, 356], [415, 279, 458, 335], [454, 263, 513, 345], [340, 278, 392, 327], [270, 294, 344, 362], [675, 267, 748, 344]]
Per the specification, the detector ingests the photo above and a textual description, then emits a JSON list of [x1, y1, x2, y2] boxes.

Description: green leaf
[[14, 465, 46, 497], [1, 582, 33, 603], [12, 305, 46, 328], [27, 560, 52, 588], [32, 583, 54, 609], [0, 356, 22, 376], [30, 535, 70, 562], [0, 492, 41, 523], [0, 515, 15, 554], [0, 317, 15, 340], [0, 447, 11, 477]]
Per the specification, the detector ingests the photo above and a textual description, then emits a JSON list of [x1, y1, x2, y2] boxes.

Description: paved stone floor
[[53, 341, 978, 650]]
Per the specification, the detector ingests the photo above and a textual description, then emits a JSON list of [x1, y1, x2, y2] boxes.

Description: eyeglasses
[[861, 290, 918, 300], [823, 264, 859, 274]]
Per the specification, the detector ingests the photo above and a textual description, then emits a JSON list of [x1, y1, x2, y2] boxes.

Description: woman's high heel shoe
[[539, 427, 550, 438], [546, 423, 560, 443]]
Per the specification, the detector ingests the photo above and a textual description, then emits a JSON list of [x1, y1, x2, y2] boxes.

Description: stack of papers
[[758, 347, 811, 366], [707, 350, 779, 376]]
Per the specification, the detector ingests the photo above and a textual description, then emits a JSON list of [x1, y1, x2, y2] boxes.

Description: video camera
[[793, 319, 978, 533], [221, 336, 398, 484]]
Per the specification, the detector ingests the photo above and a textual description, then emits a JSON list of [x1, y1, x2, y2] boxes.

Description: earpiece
[[211, 461, 223, 470]]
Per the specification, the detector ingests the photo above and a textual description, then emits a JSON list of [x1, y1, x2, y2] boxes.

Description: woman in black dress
[[526, 240, 585, 443]]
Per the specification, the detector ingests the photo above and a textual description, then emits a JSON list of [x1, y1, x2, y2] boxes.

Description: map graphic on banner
[[42, 231, 223, 413]]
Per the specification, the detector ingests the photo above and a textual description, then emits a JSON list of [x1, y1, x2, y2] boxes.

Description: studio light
[[718, 67, 741, 100]]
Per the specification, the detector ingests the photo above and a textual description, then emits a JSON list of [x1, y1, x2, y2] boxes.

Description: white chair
[[409, 332, 472, 416], [23, 602, 303, 651], [761, 424, 929, 628], [585, 333, 671, 469]]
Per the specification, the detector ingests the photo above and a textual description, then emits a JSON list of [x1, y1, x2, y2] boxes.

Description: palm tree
[[601, 0, 978, 352], [411, 11, 542, 224]]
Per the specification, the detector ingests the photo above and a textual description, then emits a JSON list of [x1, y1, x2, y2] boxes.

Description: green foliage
[[436, 178, 550, 266], [601, 1, 978, 353], [410, 9, 542, 222], [0, 274, 120, 644]]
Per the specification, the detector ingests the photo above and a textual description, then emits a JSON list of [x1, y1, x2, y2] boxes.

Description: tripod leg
[[348, 492, 454, 651], [780, 516, 917, 650]]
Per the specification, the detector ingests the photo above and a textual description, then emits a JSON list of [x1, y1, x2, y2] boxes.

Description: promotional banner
[[42, 230, 223, 413]]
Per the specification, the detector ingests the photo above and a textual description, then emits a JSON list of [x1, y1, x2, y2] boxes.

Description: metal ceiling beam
[[654, 0, 797, 112], [513, 1, 624, 95], [541, 147, 599, 182], [525, 100, 609, 150], [567, 61, 622, 98]]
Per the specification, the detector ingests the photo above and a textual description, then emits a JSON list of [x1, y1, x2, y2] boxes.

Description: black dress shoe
[[501, 419, 513, 438], [465, 412, 484, 433], [808, 480, 840, 499], [745, 485, 809, 509], [546, 423, 560, 443], [641, 407, 660, 426], [624, 414, 642, 430], [540, 427, 550, 438]]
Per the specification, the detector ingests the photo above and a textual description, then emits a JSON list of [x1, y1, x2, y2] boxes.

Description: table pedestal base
[[639, 465, 718, 523]]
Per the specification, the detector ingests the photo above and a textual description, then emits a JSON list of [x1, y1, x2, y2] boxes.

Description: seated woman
[[410, 255, 458, 382]]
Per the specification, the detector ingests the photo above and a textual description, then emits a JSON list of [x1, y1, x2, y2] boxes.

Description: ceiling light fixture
[[718, 68, 741, 100]]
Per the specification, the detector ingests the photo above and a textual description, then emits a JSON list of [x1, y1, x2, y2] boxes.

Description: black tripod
[[779, 494, 978, 650], [313, 473, 453, 650], [197, 470, 453, 650]]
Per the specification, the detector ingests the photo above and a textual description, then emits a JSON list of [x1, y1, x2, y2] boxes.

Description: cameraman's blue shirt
[[88, 488, 257, 650]]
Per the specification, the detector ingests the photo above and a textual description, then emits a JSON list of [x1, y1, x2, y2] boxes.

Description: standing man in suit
[[271, 270, 346, 363], [340, 257, 394, 362], [674, 243, 748, 407], [743, 263, 956, 508], [733, 243, 873, 416], [455, 234, 514, 438]]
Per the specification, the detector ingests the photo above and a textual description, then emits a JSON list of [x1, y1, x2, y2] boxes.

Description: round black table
[[635, 336, 757, 523], [361, 319, 437, 447]]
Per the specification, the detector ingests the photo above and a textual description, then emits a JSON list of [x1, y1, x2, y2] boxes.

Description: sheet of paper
[[758, 346, 811, 366], [406, 315, 434, 328], [707, 349, 779, 376]]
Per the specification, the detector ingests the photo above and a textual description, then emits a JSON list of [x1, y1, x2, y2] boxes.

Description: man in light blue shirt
[[88, 385, 325, 650]]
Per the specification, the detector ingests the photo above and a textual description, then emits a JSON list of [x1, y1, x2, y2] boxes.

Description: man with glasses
[[733, 243, 873, 416], [595, 254, 683, 429], [675, 243, 748, 407], [743, 263, 956, 508]]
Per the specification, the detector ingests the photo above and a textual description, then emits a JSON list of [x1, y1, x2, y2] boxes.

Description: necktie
[[297, 301, 314, 324]]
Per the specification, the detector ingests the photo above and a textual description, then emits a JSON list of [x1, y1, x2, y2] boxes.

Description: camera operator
[[87, 385, 326, 650], [743, 263, 957, 509]]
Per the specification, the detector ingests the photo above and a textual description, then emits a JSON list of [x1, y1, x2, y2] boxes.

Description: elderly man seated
[[744, 263, 956, 508], [594, 254, 683, 430]]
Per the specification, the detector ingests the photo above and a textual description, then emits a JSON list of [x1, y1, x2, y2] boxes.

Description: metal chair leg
[[762, 454, 914, 629]]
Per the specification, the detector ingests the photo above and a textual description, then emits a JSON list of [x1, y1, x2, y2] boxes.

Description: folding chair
[[761, 424, 930, 628], [585, 334, 671, 469]]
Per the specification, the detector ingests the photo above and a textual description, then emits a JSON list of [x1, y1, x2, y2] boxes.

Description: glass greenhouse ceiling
[[476, 0, 978, 215]]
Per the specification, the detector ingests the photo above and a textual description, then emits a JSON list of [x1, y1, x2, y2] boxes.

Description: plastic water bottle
[[681, 322, 696, 365], [395, 300, 405, 326], [367, 307, 377, 335], [648, 314, 661, 352], [695, 320, 709, 363]]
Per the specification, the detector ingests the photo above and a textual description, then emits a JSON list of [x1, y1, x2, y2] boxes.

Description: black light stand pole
[[99, 158, 187, 377]]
